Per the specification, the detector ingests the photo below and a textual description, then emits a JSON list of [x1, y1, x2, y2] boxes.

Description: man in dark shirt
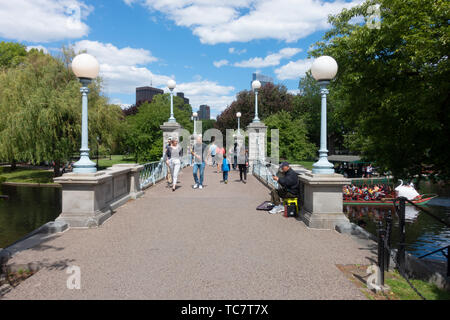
[[269, 162, 299, 214]]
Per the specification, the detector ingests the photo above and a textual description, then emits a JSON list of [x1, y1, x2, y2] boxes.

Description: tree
[[0, 41, 27, 69], [0, 44, 125, 176], [310, 0, 450, 181], [264, 111, 316, 162], [215, 83, 294, 133], [124, 94, 193, 162]]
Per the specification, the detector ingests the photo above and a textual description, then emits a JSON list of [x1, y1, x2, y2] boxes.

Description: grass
[[97, 155, 137, 170], [385, 270, 450, 300], [0, 167, 54, 184], [337, 264, 450, 300], [296, 161, 314, 170]]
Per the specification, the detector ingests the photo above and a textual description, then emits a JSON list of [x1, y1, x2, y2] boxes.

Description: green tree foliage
[[293, 72, 347, 153], [215, 83, 293, 133], [124, 94, 193, 162], [310, 0, 450, 180], [264, 111, 316, 162], [0, 41, 27, 69], [0, 43, 124, 176]]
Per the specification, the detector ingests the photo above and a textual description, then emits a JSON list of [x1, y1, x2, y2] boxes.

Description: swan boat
[[344, 180, 438, 206]]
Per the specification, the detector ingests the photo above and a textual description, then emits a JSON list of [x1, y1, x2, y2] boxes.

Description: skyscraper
[[136, 86, 164, 105], [251, 73, 273, 88], [198, 105, 211, 120]]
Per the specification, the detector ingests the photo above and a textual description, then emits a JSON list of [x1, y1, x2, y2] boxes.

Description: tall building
[[136, 86, 164, 104], [176, 92, 190, 105], [251, 73, 273, 88], [198, 105, 211, 120]]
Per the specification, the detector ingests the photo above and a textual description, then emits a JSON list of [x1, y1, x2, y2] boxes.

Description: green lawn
[[0, 167, 54, 184], [385, 270, 450, 300], [296, 161, 314, 170], [97, 155, 137, 170]]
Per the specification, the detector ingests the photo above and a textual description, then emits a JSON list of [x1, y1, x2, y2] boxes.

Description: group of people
[[343, 184, 394, 201], [164, 135, 250, 191]]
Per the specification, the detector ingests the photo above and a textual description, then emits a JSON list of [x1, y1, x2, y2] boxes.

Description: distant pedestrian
[[238, 149, 249, 184], [164, 137, 173, 185], [167, 138, 183, 192], [215, 145, 224, 173], [222, 153, 231, 184], [208, 137, 217, 167], [191, 135, 207, 189]]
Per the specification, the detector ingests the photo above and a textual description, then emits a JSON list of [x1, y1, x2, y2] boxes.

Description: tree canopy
[[310, 0, 450, 180]]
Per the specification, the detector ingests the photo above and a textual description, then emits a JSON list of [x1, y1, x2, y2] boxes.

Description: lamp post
[[167, 79, 176, 123], [71, 53, 100, 174], [310, 56, 338, 175], [236, 112, 242, 135], [193, 112, 198, 135], [251, 80, 261, 123]]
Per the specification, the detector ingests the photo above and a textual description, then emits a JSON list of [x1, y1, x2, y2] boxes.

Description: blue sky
[[0, 0, 362, 118]]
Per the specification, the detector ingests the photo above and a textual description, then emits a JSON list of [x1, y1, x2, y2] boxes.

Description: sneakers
[[199, 185, 203, 189], [269, 205, 284, 214], [225, 180, 228, 184], [193, 184, 199, 189]]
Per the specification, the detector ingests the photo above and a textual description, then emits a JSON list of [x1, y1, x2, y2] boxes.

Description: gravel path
[[2, 166, 375, 300]]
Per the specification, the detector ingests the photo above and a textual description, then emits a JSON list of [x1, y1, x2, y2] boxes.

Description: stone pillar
[[111, 164, 144, 199], [299, 172, 351, 230], [160, 121, 181, 154], [247, 121, 267, 170], [54, 165, 141, 229]]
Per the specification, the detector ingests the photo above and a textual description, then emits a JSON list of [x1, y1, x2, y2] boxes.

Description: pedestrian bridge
[[2, 163, 375, 299]]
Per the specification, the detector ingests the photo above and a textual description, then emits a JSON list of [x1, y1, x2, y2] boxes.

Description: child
[[222, 153, 231, 184]]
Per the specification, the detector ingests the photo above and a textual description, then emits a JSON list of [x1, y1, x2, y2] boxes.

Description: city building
[[136, 86, 164, 105], [251, 73, 273, 88], [176, 92, 190, 105], [198, 105, 211, 120]]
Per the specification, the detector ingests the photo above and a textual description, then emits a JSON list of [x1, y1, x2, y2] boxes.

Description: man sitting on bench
[[269, 162, 299, 214]]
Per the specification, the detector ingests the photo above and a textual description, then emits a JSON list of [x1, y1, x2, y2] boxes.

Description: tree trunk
[[11, 159, 17, 171], [53, 160, 62, 177]]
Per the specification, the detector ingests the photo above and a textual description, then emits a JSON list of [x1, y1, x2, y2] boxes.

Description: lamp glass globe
[[72, 54, 100, 79], [252, 80, 261, 90], [167, 79, 176, 90], [193, 112, 198, 117], [236, 112, 242, 118], [311, 56, 338, 81]]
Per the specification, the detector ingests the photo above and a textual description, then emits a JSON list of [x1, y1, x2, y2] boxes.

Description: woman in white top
[[167, 138, 183, 192]]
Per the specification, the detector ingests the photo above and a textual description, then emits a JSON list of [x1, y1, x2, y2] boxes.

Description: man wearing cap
[[269, 162, 299, 214]]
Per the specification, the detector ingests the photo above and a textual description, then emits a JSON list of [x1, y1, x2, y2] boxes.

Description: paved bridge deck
[[2, 166, 375, 299]]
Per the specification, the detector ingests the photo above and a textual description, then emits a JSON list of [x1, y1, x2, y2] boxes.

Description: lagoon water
[[0, 184, 61, 248]]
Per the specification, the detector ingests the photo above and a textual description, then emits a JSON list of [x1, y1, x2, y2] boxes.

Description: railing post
[[385, 209, 393, 271], [396, 197, 407, 274], [377, 220, 385, 286], [447, 246, 449, 277]]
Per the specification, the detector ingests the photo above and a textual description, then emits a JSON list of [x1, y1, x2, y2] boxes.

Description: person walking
[[222, 153, 231, 184], [191, 135, 207, 189], [238, 148, 249, 184], [164, 137, 173, 186], [166, 138, 183, 192], [215, 145, 224, 173], [208, 137, 217, 167]]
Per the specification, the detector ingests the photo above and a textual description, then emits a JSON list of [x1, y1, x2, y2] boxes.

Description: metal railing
[[252, 160, 279, 189], [376, 197, 450, 299], [140, 159, 167, 190], [139, 154, 191, 190]]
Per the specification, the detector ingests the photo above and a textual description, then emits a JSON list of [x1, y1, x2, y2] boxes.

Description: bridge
[[1, 162, 375, 299]]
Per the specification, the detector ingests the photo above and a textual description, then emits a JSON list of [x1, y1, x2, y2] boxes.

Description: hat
[[279, 161, 290, 169]]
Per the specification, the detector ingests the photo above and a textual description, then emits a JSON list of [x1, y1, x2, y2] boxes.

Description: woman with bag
[[167, 138, 183, 192]]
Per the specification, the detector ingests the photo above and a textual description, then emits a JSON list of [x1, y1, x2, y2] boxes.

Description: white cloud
[[274, 58, 313, 80], [0, 0, 92, 42], [213, 59, 229, 68], [129, 0, 362, 44], [170, 81, 236, 118], [229, 47, 247, 55], [234, 47, 302, 68], [74, 40, 157, 66], [73, 40, 168, 95]]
